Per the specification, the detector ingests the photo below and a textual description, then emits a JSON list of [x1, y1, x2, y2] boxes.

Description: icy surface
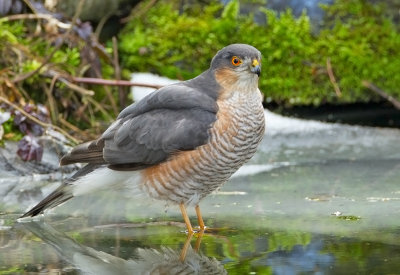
[[0, 73, 399, 274]]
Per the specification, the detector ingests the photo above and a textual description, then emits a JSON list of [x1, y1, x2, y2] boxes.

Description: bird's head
[[210, 44, 261, 92]]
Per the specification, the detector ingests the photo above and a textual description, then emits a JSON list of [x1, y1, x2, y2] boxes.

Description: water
[[1, 110, 400, 274]]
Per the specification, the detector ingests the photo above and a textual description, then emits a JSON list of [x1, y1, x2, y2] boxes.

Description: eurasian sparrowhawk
[[21, 44, 265, 233]]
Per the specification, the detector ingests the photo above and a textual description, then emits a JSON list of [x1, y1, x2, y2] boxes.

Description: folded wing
[[60, 83, 218, 170]]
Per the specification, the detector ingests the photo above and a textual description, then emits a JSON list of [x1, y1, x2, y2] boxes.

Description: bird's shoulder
[[117, 78, 219, 121]]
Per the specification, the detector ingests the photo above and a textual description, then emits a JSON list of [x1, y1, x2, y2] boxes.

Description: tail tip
[[19, 205, 45, 220], [17, 212, 43, 223]]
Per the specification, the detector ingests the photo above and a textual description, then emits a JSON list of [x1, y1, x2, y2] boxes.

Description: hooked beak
[[251, 59, 261, 77]]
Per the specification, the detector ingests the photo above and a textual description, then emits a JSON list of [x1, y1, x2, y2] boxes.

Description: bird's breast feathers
[[214, 68, 259, 100], [140, 81, 265, 204]]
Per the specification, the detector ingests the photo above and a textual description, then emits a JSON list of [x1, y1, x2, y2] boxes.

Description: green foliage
[[0, 20, 82, 78], [0, 266, 24, 275], [119, 0, 400, 106], [0, 17, 118, 138], [0, 21, 22, 44], [315, 0, 400, 104], [1, 116, 24, 142], [255, 8, 315, 105], [119, 1, 230, 79], [52, 47, 81, 73]]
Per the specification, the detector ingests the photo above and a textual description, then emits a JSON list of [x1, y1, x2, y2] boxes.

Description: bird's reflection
[[21, 221, 227, 275]]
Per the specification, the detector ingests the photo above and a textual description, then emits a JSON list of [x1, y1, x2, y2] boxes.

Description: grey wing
[[60, 140, 105, 165], [104, 108, 216, 169], [60, 83, 218, 169]]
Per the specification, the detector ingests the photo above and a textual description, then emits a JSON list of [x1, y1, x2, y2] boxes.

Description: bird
[[20, 44, 266, 233]]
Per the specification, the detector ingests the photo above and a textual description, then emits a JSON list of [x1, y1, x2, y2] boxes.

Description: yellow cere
[[252, 59, 259, 67]]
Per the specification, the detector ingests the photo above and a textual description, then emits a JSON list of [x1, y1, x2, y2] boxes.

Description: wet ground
[[1, 110, 400, 274]]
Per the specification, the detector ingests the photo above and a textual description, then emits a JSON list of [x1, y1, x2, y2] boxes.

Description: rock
[[0, 133, 81, 211], [0, 138, 78, 177]]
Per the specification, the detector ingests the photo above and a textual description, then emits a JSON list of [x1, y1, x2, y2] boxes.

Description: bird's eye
[[231, 56, 242, 66]]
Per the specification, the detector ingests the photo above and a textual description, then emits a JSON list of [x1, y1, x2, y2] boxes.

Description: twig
[[64, 80, 95, 97], [94, 10, 113, 39], [43, 81, 58, 124], [112, 36, 127, 109], [121, 0, 158, 23], [4, 78, 27, 101], [362, 81, 400, 110], [0, 96, 80, 144], [60, 78, 95, 96], [11, 0, 86, 83], [58, 115, 86, 137], [22, 0, 37, 14], [46, 71, 95, 96], [71, 77, 163, 89], [58, 115, 81, 133], [84, 96, 114, 121], [326, 58, 342, 97], [0, 14, 71, 29], [93, 69, 119, 117]]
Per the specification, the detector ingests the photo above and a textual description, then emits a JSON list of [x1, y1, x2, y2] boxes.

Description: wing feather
[[60, 141, 105, 165], [60, 80, 218, 169]]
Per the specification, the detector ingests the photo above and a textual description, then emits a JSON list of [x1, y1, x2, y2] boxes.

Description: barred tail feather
[[20, 164, 121, 218], [20, 183, 73, 218]]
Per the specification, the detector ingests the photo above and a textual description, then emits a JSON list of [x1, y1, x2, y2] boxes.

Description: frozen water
[[0, 73, 399, 274]]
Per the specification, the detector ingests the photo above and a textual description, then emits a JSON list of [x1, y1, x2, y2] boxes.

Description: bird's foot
[[194, 226, 207, 233], [179, 227, 205, 261]]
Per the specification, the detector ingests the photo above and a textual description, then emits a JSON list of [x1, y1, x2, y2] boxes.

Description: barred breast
[[141, 88, 265, 205]]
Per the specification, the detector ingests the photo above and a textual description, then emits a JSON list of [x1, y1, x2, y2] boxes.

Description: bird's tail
[[20, 164, 101, 218], [20, 184, 73, 218]]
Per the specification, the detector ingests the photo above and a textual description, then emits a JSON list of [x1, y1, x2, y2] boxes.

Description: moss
[[119, 0, 400, 106]]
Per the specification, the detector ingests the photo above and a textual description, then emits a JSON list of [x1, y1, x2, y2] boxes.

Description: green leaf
[[221, 0, 239, 20]]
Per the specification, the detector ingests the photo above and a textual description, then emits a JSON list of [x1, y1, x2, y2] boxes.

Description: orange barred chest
[[141, 91, 265, 204]]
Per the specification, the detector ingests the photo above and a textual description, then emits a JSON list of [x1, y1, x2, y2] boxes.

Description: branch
[[71, 77, 163, 89], [0, 96, 80, 144], [112, 36, 127, 108], [94, 10, 113, 39], [58, 115, 87, 139], [0, 14, 71, 29], [361, 81, 400, 110], [46, 71, 95, 96], [326, 58, 342, 97], [11, 0, 86, 83], [12, 43, 60, 83], [120, 0, 158, 23]]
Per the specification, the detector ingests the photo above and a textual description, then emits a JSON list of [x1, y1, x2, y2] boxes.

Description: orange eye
[[231, 56, 242, 66]]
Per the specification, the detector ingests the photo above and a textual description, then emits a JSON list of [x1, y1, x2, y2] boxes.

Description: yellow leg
[[195, 205, 205, 230], [179, 231, 194, 262], [194, 229, 204, 252], [180, 202, 194, 234]]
